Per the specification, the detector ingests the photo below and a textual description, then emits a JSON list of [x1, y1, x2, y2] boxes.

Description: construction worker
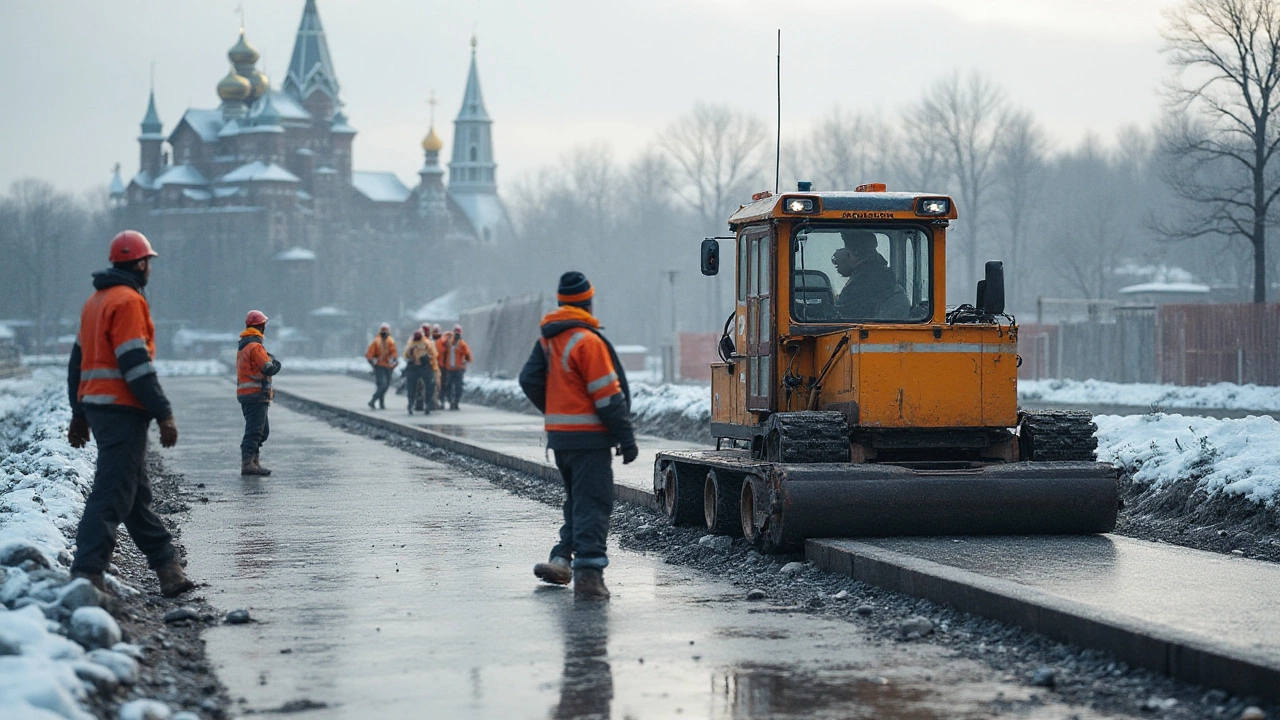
[[403, 329, 432, 415], [520, 272, 637, 599], [237, 310, 281, 475], [439, 324, 473, 410], [65, 230, 194, 598], [430, 324, 444, 410], [365, 323, 398, 410], [418, 323, 439, 411]]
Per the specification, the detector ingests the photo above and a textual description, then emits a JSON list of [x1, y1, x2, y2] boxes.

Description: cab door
[[742, 224, 773, 411]]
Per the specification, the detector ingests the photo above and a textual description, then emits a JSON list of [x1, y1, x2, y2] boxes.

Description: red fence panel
[[1158, 304, 1280, 385], [678, 332, 719, 382]]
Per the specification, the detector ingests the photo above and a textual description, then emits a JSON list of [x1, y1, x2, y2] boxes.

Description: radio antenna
[[775, 29, 781, 194]]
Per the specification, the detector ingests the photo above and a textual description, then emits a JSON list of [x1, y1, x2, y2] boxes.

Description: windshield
[[792, 225, 931, 323]]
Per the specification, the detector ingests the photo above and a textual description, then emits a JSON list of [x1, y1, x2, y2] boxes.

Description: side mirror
[[700, 238, 720, 276], [978, 260, 1005, 315]]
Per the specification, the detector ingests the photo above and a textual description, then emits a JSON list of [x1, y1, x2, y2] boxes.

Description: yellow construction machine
[[654, 183, 1117, 553]]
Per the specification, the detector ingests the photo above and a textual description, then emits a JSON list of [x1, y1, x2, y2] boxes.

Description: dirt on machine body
[[655, 184, 1116, 553]]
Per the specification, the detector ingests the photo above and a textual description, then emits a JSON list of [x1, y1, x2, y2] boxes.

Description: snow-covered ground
[[1095, 413, 1280, 505], [1020, 378, 1280, 412], [0, 370, 184, 719]]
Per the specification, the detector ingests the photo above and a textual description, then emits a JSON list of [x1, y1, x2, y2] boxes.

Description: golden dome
[[217, 68, 252, 102], [421, 126, 444, 152], [246, 69, 269, 100], [228, 30, 260, 65]]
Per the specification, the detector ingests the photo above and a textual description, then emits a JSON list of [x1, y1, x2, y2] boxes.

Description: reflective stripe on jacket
[[440, 337, 472, 371], [237, 328, 278, 403], [366, 336, 398, 368], [75, 284, 157, 411]]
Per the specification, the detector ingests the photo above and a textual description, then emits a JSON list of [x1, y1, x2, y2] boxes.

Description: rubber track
[[1021, 409, 1098, 461], [773, 411, 849, 463]]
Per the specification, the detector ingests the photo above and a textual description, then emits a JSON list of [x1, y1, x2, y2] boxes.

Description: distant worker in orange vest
[[403, 329, 433, 415], [66, 230, 195, 598], [430, 324, 444, 409], [365, 323, 398, 410], [416, 323, 439, 412], [520, 271, 637, 599], [439, 324, 473, 411], [237, 310, 282, 475]]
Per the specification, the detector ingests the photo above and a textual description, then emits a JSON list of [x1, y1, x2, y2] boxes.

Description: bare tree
[[1161, 0, 1280, 302], [661, 102, 768, 233], [1048, 137, 1130, 299], [0, 179, 86, 345], [908, 72, 1008, 291], [993, 109, 1050, 310], [804, 108, 894, 189]]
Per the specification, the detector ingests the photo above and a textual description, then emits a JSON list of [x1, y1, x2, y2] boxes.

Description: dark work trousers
[[550, 447, 614, 569], [444, 369, 465, 406], [371, 366, 393, 407], [418, 367, 436, 411], [404, 366, 422, 411], [240, 401, 270, 456], [71, 407, 176, 574]]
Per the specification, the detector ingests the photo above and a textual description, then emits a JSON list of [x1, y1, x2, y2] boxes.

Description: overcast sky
[[0, 0, 1174, 194]]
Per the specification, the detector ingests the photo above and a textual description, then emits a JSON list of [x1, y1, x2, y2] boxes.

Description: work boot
[[72, 570, 106, 593], [155, 560, 195, 598], [533, 556, 572, 586], [241, 453, 269, 476], [573, 568, 610, 600], [253, 452, 272, 476], [368, 398, 376, 409]]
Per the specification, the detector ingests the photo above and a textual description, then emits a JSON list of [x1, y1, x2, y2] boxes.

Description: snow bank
[[1020, 378, 1280, 412], [465, 375, 710, 425], [0, 370, 171, 719], [1095, 413, 1280, 506]]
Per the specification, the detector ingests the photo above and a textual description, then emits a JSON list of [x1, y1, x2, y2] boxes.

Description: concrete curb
[[808, 539, 1280, 703], [273, 388, 660, 511]]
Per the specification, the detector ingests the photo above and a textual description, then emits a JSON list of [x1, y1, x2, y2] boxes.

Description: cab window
[[791, 225, 931, 323]]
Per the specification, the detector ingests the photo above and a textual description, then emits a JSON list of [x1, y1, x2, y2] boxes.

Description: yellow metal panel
[[857, 344, 985, 427]]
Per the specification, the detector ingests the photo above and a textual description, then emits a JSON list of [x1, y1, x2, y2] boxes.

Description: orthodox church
[[112, 0, 509, 333]]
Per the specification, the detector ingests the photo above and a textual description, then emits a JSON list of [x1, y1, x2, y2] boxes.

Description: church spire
[[284, 0, 341, 103], [449, 35, 496, 195], [140, 87, 163, 137]]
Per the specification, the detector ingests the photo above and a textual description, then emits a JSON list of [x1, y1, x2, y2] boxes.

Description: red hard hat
[[245, 310, 269, 326], [109, 230, 158, 263]]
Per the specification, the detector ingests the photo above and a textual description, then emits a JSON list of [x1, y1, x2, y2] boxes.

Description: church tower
[[448, 36, 497, 196], [138, 88, 165, 177], [284, 0, 342, 121]]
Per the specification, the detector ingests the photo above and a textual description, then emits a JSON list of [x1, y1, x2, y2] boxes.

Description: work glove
[[621, 444, 639, 465], [68, 417, 90, 448], [158, 416, 179, 448]]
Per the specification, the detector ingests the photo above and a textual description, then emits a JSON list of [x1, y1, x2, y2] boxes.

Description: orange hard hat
[[109, 230, 158, 263], [245, 310, 269, 326]]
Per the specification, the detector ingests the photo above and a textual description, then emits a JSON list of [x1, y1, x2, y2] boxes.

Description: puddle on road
[[707, 664, 933, 720]]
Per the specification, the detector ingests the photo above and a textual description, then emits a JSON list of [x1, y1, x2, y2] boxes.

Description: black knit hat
[[557, 271, 594, 307]]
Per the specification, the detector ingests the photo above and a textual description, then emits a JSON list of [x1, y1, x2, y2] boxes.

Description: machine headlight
[[784, 196, 818, 214], [916, 197, 950, 216]]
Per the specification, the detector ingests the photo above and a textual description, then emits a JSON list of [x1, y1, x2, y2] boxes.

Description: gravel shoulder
[[279, 394, 1279, 720]]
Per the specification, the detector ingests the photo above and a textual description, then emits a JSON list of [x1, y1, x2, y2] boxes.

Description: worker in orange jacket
[[365, 323, 398, 409], [430, 324, 444, 409], [519, 272, 637, 599], [65, 230, 194, 598], [439, 324, 473, 410], [403, 329, 434, 415], [237, 310, 281, 475]]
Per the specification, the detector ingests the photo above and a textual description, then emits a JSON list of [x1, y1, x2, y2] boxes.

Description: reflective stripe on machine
[[854, 343, 1016, 354], [545, 413, 603, 426], [81, 368, 123, 380], [586, 372, 617, 393]]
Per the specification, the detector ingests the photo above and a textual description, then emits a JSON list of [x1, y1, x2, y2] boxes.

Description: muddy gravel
[[280, 396, 1279, 720]]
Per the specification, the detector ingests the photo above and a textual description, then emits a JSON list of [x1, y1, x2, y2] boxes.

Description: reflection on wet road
[[164, 378, 1128, 719]]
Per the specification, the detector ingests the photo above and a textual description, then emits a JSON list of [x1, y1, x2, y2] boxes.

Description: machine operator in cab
[[832, 229, 910, 320]]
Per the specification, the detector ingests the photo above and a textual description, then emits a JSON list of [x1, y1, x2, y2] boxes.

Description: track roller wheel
[[703, 470, 743, 536], [657, 460, 704, 526]]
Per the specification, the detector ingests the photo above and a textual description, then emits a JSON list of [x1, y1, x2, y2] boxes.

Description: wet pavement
[[163, 377, 1135, 719]]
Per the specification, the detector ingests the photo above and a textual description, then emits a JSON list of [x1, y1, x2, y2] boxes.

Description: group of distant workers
[[363, 322, 472, 413], [65, 228, 638, 603]]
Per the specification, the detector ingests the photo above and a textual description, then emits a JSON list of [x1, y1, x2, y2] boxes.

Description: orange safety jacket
[[439, 336, 472, 371], [67, 268, 172, 420], [518, 305, 635, 450], [366, 335, 398, 368], [404, 337, 436, 369], [237, 327, 281, 403]]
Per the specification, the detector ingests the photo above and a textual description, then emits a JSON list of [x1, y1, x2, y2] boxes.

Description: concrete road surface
[[163, 377, 1133, 719]]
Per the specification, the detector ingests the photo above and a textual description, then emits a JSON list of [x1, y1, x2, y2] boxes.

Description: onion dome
[[217, 67, 252, 102], [421, 126, 443, 152], [228, 30, 261, 65], [246, 69, 269, 100]]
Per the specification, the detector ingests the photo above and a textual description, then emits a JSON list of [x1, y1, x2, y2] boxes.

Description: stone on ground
[[69, 606, 121, 650], [897, 616, 934, 638]]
